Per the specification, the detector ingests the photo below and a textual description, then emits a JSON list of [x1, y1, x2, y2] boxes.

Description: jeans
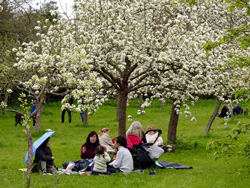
[[36, 160, 57, 174], [80, 111, 84, 122], [15, 122, 22, 126]]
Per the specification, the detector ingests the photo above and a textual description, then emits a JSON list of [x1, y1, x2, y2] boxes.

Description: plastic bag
[[66, 162, 75, 171]]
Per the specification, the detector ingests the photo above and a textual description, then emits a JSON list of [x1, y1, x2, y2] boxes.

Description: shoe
[[149, 170, 156, 175], [42, 170, 47, 175]]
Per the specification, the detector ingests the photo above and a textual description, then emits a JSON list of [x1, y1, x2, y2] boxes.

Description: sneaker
[[42, 170, 47, 175], [149, 170, 156, 175]]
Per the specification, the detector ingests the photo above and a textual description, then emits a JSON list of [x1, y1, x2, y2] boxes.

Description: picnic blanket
[[156, 161, 193, 169]]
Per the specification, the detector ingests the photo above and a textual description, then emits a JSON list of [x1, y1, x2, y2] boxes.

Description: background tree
[[0, 0, 56, 114]]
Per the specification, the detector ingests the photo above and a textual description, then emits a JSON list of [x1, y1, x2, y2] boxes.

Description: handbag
[[147, 144, 164, 161]]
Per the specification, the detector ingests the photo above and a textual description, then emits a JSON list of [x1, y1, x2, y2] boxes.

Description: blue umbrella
[[24, 131, 55, 164]]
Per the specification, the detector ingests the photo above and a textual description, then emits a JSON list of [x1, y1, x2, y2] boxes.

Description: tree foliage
[[207, 123, 250, 174]]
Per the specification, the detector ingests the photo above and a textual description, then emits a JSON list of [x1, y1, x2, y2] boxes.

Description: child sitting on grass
[[91, 145, 111, 175]]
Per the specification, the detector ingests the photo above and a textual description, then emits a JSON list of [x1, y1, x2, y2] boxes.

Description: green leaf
[[227, 5, 235, 12], [247, 8, 250, 15], [189, 0, 196, 6]]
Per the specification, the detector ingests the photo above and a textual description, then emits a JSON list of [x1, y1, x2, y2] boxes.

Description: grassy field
[[0, 99, 249, 188]]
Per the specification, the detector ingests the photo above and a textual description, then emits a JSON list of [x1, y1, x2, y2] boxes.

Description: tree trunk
[[230, 104, 234, 121], [25, 120, 33, 187], [161, 100, 164, 110], [244, 108, 248, 115], [204, 100, 222, 135], [83, 109, 88, 124], [2, 91, 9, 115], [34, 93, 46, 132], [118, 91, 128, 137], [230, 95, 234, 121], [231, 110, 234, 121], [139, 93, 143, 111], [116, 93, 120, 120], [167, 101, 179, 143]]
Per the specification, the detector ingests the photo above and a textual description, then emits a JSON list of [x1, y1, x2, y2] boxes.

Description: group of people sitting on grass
[[217, 104, 244, 118], [32, 121, 164, 175]]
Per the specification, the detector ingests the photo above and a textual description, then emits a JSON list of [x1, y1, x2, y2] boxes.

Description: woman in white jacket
[[98, 128, 116, 153]]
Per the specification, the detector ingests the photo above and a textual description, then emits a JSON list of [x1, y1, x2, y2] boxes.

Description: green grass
[[0, 99, 249, 188]]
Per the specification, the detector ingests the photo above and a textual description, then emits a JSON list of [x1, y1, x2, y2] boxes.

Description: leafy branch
[[207, 123, 250, 173]]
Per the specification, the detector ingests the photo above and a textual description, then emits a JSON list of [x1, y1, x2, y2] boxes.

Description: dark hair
[[95, 145, 105, 156], [116, 136, 127, 148], [41, 137, 50, 148], [86, 131, 99, 147]]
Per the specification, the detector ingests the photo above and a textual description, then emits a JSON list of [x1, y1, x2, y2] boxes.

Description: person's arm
[[104, 152, 111, 162], [113, 150, 122, 168], [156, 136, 163, 146], [36, 148, 52, 161], [105, 135, 115, 148], [93, 156, 97, 164], [49, 149, 56, 167], [80, 144, 87, 159]]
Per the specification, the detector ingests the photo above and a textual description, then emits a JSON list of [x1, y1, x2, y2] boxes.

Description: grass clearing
[[0, 99, 249, 188]]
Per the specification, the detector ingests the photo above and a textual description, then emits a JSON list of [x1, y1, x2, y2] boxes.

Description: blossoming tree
[[14, 15, 104, 131], [156, 0, 249, 142], [72, 0, 249, 140]]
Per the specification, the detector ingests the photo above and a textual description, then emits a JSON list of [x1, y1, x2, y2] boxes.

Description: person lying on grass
[[31, 138, 57, 175], [107, 136, 133, 173]]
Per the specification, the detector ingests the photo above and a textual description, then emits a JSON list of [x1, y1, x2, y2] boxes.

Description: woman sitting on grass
[[107, 136, 133, 173], [126, 121, 145, 139], [99, 128, 115, 153], [81, 131, 100, 159], [32, 138, 57, 175], [79, 131, 100, 171]]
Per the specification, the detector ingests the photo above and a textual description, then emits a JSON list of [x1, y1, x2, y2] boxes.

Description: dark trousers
[[32, 116, 36, 126], [15, 122, 22, 126], [61, 110, 71, 123], [107, 166, 122, 173]]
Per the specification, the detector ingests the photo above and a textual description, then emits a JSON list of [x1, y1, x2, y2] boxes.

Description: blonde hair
[[147, 125, 155, 130], [98, 128, 110, 137]]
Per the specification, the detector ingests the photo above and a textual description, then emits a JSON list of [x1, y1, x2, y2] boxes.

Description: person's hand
[[51, 156, 55, 160], [104, 146, 107, 152], [82, 147, 86, 153], [49, 165, 54, 168], [113, 154, 116, 160]]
